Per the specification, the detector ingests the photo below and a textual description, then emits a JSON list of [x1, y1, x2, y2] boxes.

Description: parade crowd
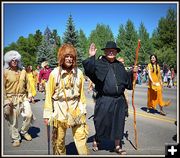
[[3, 41, 175, 155], [130, 64, 176, 88]]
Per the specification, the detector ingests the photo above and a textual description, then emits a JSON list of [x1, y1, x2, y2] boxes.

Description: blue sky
[[3, 2, 177, 47]]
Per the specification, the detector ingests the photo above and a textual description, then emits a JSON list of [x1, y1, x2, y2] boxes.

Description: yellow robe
[[43, 66, 87, 127], [43, 66, 89, 155], [147, 63, 170, 109], [3, 69, 29, 105], [27, 72, 36, 97]]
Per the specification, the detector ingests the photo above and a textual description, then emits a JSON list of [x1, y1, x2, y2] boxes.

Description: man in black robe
[[82, 41, 137, 155]]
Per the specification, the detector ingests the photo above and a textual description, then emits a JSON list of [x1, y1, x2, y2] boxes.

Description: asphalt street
[[2, 82, 178, 157]]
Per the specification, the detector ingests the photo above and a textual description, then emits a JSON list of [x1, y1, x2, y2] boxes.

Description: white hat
[[4, 50, 22, 69], [41, 61, 49, 68]]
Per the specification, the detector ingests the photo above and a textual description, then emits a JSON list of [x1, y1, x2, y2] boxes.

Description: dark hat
[[101, 41, 121, 53]]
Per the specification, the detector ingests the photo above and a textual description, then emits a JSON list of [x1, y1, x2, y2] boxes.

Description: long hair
[[150, 54, 158, 74], [57, 43, 77, 68], [25, 65, 33, 72]]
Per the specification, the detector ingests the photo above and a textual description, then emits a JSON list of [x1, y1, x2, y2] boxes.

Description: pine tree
[[63, 14, 83, 69], [52, 29, 62, 59], [3, 42, 18, 55], [78, 29, 88, 59], [36, 27, 57, 68], [88, 24, 114, 57], [63, 14, 77, 45], [34, 30, 43, 48], [16, 36, 34, 67], [116, 24, 126, 61], [151, 8, 177, 68], [138, 22, 153, 64], [52, 29, 61, 48], [155, 8, 177, 52], [119, 20, 138, 66]]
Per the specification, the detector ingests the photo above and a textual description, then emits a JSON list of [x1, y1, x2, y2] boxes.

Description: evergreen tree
[[76, 42, 84, 69], [44, 27, 52, 43], [34, 30, 43, 48], [3, 31, 43, 68], [63, 14, 83, 68], [3, 42, 18, 55], [26, 34, 37, 66], [155, 8, 177, 52], [16, 36, 33, 67], [151, 8, 177, 67], [154, 47, 176, 68], [118, 20, 138, 66], [52, 29, 62, 59], [52, 29, 61, 48], [116, 24, 127, 63], [88, 24, 114, 57], [36, 27, 57, 68], [78, 29, 88, 59], [63, 14, 78, 46], [3, 8, 177, 70], [138, 22, 153, 64]]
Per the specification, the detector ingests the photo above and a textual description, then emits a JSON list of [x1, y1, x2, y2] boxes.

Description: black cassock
[[82, 56, 133, 141]]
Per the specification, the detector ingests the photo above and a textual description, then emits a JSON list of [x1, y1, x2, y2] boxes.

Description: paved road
[[2, 82, 178, 156]]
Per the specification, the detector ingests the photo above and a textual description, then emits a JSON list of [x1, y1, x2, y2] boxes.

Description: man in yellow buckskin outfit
[[3, 50, 35, 147], [43, 43, 89, 155]]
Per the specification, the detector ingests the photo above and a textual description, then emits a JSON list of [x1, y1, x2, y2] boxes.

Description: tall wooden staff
[[47, 124, 50, 154], [132, 39, 141, 150]]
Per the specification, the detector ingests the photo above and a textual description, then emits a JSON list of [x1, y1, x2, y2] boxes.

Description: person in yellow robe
[[43, 43, 89, 155], [3, 50, 35, 147], [26, 65, 37, 103], [34, 65, 41, 91], [147, 54, 170, 115]]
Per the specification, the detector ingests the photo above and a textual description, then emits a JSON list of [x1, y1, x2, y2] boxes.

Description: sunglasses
[[11, 59, 18, 62], [105, 50, 117, 54]]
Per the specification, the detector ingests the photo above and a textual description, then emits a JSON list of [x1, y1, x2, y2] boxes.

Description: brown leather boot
[[22, 133, 32, 141], [12, 140, 20, 147]]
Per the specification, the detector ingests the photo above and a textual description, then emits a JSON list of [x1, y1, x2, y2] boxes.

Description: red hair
[[57, 43, 77, 68]]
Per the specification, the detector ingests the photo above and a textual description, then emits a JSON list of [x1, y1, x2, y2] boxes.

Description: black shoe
[[160, 110, 166, 116], [147, 109, 150, 113]]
